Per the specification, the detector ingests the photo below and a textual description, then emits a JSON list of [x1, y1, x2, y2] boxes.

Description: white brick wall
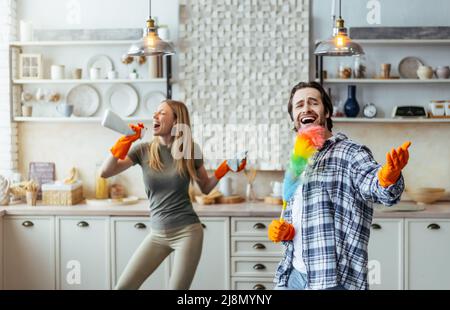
[[0, 0, 18, 177], [179, 0, 310, 170]]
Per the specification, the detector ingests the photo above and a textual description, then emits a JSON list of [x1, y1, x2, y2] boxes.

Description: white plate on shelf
[[143, 91, 166, 114], [106, 84, 139, 117], [86, 55, 114, 79], [66, 84, 100, 117], [398, 57, 424, 79]]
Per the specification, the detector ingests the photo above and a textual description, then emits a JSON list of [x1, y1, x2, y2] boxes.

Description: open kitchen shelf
[[333, 118, 450, 123], [318, 79, 450, 84], [14, 117, 450, 124], [13, 79, 167, 84], [10, 40, 139, 47], [353, 39, 450, 45], [14, 117, 153, 123]]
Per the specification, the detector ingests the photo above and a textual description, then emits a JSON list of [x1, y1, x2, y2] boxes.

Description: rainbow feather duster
[[281, 125, 326, 219]]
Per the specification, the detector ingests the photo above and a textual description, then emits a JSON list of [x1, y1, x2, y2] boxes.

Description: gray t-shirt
[[128, 142, 203, 230]]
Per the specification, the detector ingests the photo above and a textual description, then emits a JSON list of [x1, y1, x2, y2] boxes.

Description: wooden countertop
[[0, 200, 449, 218]]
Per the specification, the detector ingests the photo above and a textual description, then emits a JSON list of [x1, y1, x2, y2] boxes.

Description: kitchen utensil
[[219, 176, 232, 196], [398, 57, 424, 79], [429, 100, 446, 117], [89, 67, 101, 80], [417, 65, 433, 80], [380, 63, 391, 79], [107, 70, 118, 79], [264, 196, 283, 205], [21, 105, 32, 117], [86, 55, 114, 79], [392, 106, 427, 118], [407, 187, 446, 205], [19, 20, 33, 41], [105, 84, 139, 117], [72, 68, 82, 79], [67, 84, 100, 117], [51, 65, 65, 79], [143, 91, 166, 114], [56, 103, 74, 117], [435, 66, 450, 79], [270, 181, 282, 198], [217, 195, 245, 204], [101, 109, 136, 136]]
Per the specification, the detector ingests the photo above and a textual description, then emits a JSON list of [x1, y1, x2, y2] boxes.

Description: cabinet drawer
[[231, 237, 283, 257], [232, 277, 275, 290], [231, 218, 271, 236], [231, 257, 280, 277]]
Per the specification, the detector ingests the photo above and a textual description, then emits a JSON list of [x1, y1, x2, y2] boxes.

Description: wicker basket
[[42, 181, 83, 206]]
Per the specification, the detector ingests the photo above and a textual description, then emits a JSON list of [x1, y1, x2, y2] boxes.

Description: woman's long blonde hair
[[148, 100, 199, 182]]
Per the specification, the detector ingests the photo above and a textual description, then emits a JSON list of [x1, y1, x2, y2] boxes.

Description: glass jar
[[95, 163, 109, 199], [110, 175, 126, 200], [353, 55, 367, 79]]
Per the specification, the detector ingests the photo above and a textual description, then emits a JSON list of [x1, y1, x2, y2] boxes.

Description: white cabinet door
[[406, 219, 450, 290], [3, 216, 55, 289], [57, 217, 110, 290], [190, 218, 230, 290], [111, 218, 168, 290], [368, 219, 403, 290]]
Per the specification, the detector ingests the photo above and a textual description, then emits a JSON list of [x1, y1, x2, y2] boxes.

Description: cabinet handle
[[253, 263, 266, 270], [134, 223, 147, 229], [77, 221, 89, 228], [22, 221, 34, 227], [253, 243, 266, 250], [201, 223, 206, 229], [427, 223, 441, 230], [371, 223, 382, 230], [253, 223, 266, 230], [253, 284, 266, 290]]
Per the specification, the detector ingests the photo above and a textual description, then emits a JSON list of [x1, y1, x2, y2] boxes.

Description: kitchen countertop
[[0, 200, 450, 218]]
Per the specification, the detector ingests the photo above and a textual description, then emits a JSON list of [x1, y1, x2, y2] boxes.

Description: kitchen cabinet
[[190, 218, 230, 290], [230, 217, 282, 290], [367, 219, 404, 290], [405, 219, 450, 290], [3, 216, 55, 289], [57, 217, 110, 289], [111, 217, 168, 290]]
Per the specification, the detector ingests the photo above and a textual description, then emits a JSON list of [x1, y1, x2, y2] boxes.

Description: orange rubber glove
[[214, 159, 247, 180], [268, 219, 295, 243], [378, 141, 411, 188], [110, 123, 144, 160]]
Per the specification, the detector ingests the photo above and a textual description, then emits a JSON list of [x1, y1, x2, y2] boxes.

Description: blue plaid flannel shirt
[[274, 132, 405, 290]]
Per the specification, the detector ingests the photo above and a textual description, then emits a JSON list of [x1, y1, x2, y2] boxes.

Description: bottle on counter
[[95, 163, 109, 199]]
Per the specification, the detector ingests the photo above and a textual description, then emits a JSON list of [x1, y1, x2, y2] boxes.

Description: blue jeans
[[274, 268, 347, 290]]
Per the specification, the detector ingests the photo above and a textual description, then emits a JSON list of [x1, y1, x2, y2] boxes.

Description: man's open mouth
[[153, 123, 161, 130], [300, 115, 317, 125]]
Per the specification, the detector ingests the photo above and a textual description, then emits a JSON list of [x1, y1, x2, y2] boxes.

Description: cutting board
[[264, 196, 283, 205], [217, 195, 245, 204]]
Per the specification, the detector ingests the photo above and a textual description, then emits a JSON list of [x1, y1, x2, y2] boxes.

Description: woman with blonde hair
[[101, 100, 245, 290]]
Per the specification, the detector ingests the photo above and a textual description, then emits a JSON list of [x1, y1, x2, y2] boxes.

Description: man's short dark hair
[[287, 81, 333, 132]]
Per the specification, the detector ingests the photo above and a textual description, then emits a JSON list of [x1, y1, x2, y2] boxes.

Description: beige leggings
[[115, 223, 203, 290]]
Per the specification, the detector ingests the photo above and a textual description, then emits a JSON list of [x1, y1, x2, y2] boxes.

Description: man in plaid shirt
[[268, 81, 411, 290]]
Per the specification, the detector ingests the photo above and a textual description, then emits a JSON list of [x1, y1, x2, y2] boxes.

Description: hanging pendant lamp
[[314, 0, 364, 56], [127, 0, 175, 57]]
